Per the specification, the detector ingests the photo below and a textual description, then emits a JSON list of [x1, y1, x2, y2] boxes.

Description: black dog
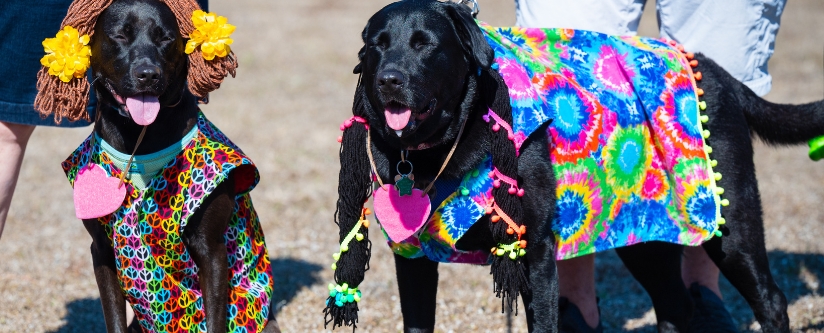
[[334, 0, 824, 332], [332, 0, 557, 332], [79, 1, 279, 332]]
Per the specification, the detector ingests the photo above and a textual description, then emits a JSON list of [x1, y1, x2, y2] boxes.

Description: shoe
[[687, 283, 738, 333], [558, 297, 603, 333]]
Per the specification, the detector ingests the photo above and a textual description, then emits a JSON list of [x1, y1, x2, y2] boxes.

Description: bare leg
[[0, 121, 35, 240], [557, 254, 598, 329], [682, 246, 722, 298]]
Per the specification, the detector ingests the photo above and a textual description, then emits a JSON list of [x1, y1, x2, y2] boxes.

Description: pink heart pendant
[[73, 164, 127, 219], [373, 184, 431, 242]]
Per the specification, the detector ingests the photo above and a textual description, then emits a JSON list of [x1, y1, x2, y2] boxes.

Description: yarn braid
[[34, 0, 113, 123], [324, 78, 373, 329], [34, 0, 237, 123], [483, 68, 529, 314]]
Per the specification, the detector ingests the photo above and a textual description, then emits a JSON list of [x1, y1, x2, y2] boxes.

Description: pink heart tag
[[73, 164, 127, 219], [373, 184, 431, 242]]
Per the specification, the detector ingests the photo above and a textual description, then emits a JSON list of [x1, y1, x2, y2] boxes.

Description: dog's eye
[[370, 41, 388, 50], [410, 31, 432, 51], [412, 41, 431, 50]]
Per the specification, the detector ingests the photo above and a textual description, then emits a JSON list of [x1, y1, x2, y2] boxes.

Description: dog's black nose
[[134, 64, 161, 85], [377, 70, 405, 93]]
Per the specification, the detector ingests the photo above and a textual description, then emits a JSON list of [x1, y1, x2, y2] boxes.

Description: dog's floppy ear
[[444, 2, 494, 70], [353, 46, 366, 74], [353, 22, 369, 74]]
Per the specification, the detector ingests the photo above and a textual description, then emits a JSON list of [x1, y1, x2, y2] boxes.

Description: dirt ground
[[2, 0, 824, 332]]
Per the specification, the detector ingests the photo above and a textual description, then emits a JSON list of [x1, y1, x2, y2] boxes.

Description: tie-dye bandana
[[62, 112, 273, 332], [386, 23, 723, 262]]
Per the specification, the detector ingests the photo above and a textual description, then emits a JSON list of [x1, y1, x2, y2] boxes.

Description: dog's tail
[[697, 53, 824, 146], [743, 92, 824, 146]]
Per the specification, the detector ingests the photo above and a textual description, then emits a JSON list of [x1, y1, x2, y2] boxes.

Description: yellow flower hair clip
[[40, 26, 91, 83], [185, 10, 235, 60]]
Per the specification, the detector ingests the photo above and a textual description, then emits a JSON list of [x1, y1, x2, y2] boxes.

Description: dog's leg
[[698, 88, 790, 331], [183, 178, 235, 333], [394, 254, 439, 333], [702, 177, 789, 332], [518, 129, 558, 333], [616, 242, 692, 332], [261, 309, 282, 333], [83, 219, 129, 333]]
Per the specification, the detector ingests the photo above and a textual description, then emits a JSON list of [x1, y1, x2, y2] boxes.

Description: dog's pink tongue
[[125, 94, 160, 126], [385, 106, 412, 131]]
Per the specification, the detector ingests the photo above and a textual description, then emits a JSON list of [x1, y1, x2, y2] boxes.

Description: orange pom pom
[[519, 240, 527, 248], [689, 60, 698, 67], [491, 215, 501, 223], [693, 72, 703, 81], [507, 228, 514, 235], [686, 52, 695, 60], [696, 88, 704, 96]]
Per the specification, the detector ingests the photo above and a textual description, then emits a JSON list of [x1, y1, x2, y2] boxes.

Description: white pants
[[515, 0, 786, 96]]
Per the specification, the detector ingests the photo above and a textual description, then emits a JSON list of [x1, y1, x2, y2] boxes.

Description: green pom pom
[[461, 188, 470, 196], [809, 135, 824, 161]]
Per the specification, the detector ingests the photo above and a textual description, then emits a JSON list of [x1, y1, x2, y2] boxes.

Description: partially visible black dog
[[80, 1, 279, 332], [334, 0, 824, 332]]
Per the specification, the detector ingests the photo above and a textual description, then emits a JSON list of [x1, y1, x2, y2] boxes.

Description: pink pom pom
[[493, 180, 501, 188], [517, 189, 525, 197], [340, 125, 346, 131], [488, 171, 495, 178], [492, 124, 501, 132], [344, 119, 353, 127], [337, 136, 343, 143], [508, 187, 516, 195], [507, 134, 514, 140]]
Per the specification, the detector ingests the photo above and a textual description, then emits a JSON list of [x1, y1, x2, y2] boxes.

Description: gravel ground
[[1, 0, 823, 332]]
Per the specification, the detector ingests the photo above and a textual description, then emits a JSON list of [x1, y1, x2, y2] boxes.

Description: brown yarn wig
[[34, 0, 238, 123]]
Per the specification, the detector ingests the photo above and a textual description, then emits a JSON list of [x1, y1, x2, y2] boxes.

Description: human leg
[[657, 0, 787, 96], [515, 0, 647, 36], [557, 254, 598, 330], [0, 121, 35, 240], [682, 246, 722, 297]]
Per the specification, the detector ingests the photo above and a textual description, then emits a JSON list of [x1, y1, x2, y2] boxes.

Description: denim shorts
[[0, 0, 208, 127]]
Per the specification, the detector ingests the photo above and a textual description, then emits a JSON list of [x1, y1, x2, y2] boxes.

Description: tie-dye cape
[[384, 23, 724, 262], [480, 23, 723, 259]]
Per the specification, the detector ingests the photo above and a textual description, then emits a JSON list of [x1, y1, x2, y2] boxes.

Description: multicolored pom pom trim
[[668, 39, 727, 238], [330, 208, 370, 270], [326, 208, 370, 308], [327, 283, 362, 307], [492, 240, 527, 260]]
